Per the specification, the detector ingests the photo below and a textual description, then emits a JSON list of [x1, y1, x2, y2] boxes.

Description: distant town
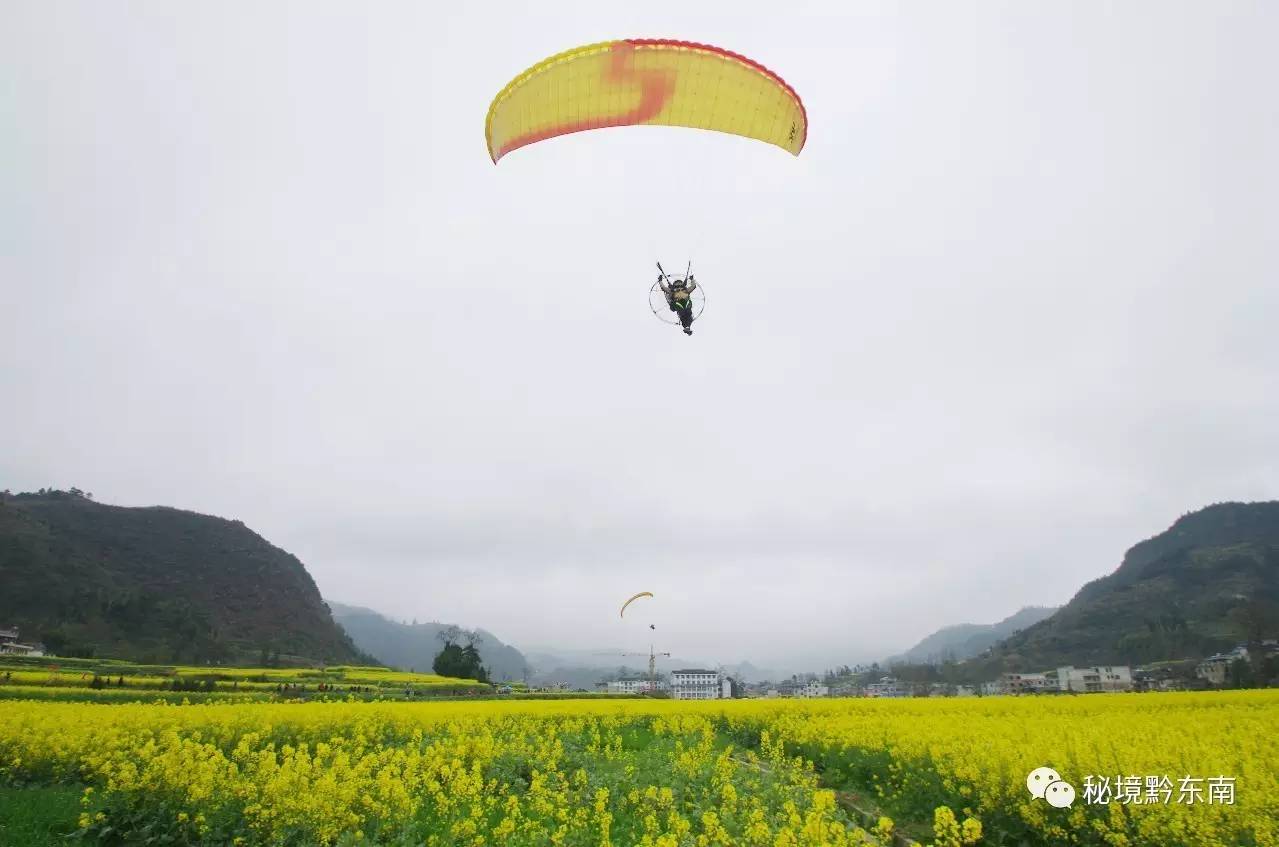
[[4, 625, 1276, 700], [584, 642, 1279, 699]]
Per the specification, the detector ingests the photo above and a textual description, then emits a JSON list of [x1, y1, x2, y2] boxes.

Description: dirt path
[[832, 788, 923, 847]]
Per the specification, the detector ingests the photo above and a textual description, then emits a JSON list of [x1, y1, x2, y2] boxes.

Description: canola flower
[[0, 664, 478, 692], [0, 699, 886, 846], [722, 690, 1279, 847], [0, 691, 1275, 846]]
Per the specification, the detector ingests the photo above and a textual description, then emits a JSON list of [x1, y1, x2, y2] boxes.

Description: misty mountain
[[886, 606, 1060, 665], [972, 501, 1279, 672], [0, 489, 366, 665], [329, 602, 529, 681]]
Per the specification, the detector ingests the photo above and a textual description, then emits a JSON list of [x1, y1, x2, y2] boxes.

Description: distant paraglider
[[619, 591, 654, 618], [613, 591, 668, 690]]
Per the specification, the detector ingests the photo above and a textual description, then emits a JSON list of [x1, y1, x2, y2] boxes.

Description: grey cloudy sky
[[3, 2, 1277, 670]]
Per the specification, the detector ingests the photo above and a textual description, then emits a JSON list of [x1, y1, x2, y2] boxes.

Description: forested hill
[[0, 489, 366, 665], [980, 501, 1279, 670], [329, 602, 529, 682]]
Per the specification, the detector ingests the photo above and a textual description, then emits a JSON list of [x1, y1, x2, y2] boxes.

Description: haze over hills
[[328, 602, 529, 681], [0, 490, 367, 665], [325, 608, 769, 688], [885, 606, 1060, 666], [312, 501, 1279, 682], [4, 489, 1274, 681], [963, 502, 1279, 675]]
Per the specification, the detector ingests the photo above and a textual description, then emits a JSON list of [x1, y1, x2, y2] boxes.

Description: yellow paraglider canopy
[[486, 39, 807, 163], [620, 591, 654, 618]]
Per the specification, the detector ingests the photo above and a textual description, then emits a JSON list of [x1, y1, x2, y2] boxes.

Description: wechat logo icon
[[1027, 766, 1076, 808]]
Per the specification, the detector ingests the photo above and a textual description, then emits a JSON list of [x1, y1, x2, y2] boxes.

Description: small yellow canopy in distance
[[485, 38, 807, 163], [620, 591, 654, 618]]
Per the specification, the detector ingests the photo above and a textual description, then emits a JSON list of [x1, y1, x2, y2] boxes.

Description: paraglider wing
[[486, 39, 807, 163], [619, 591, 654, 618]]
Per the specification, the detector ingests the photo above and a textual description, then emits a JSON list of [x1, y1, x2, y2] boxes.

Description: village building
[[793, 679, 829, 698], [604, 676, 663, 694], [864, 676, 910, 698], [670, 669, 723, 700], [1196, 646, 1249, 685], [1000, 672, 1052, 694], [0, 626, 45, 657], [1050, 665, 1133, 693]]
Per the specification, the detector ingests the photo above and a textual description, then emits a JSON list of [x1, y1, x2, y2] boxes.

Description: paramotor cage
[[649, 280, 706, 326]]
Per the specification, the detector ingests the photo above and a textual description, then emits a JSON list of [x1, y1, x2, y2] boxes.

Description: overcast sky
[[3, 1, 1277, 671]]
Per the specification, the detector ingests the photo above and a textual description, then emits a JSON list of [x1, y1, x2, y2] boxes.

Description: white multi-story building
[[606, 677, 660, 694], [794, 680, 829, 698], [0, 626, 44, 657], [1053, 666, 1132, 692], [670, 669, 722, 700]]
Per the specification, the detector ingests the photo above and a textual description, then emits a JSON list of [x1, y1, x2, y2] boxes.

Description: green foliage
[[432, 640, 490, 683], [0, 785, 82, 846]]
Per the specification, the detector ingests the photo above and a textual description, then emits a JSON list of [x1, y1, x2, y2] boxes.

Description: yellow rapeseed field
[[0, 664, 479, 692], [1, 691, 1275, 846]]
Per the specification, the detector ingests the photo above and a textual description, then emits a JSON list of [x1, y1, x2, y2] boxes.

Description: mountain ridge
[[972, 501, 1279, 671], [0, 490, 366, 664], [328, 601, 530, 681], [886, 606, 1060, 665]]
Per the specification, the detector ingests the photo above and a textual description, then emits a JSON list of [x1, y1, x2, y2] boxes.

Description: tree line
[[432, 625, 489, 683]]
